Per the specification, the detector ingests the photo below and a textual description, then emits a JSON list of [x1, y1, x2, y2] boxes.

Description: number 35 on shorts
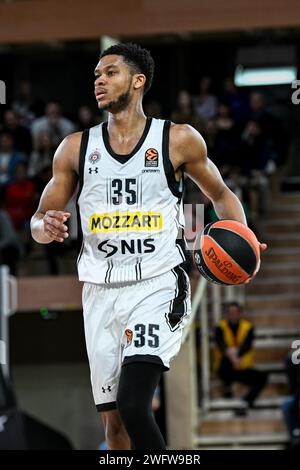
[[126, 324, 160, 348]]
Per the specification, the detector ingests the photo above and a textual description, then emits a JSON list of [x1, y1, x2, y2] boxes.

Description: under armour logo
[[102, 386, 112, 393], [89, 167, 99, 174]]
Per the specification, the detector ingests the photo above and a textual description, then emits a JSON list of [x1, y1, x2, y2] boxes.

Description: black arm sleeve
[[238, 327, 254, 357], [215, 326, 227, 354]]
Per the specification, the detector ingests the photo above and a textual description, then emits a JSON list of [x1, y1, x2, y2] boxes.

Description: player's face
[[226, 306, 241, 324], [94, 55, 133, 113]]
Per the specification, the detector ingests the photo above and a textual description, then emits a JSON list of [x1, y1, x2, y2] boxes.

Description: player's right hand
[[43, 210, 71, 243]]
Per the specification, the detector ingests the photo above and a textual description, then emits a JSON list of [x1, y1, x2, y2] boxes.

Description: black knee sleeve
[[117, 361, 166, 450]]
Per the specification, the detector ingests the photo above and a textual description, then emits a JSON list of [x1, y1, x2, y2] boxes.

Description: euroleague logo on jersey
[[145, 148, 159, 167]]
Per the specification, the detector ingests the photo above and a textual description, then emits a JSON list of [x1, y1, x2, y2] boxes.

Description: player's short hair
[[100, 42, 154, 95]]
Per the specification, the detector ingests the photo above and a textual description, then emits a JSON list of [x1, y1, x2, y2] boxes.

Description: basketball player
[[31, 43, 266, 450]]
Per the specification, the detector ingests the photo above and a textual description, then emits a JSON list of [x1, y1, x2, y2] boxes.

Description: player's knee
[[117, 397, 135, 422], [117, 395, 148, 427]]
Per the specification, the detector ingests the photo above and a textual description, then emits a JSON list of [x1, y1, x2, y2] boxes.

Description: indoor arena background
[[0, 0, 300, 451]]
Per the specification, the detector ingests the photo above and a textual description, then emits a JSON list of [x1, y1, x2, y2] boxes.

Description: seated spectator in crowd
[[222, 77, 249, 128], [0, 189, 23, 276], [239, 120, 276, 218], [31, 102, 75, 150], [171, 90, 206, 134], [194, 76, 218, 122], [2, 109, 32, 157], [12, 80, 35, 127], [248, 92, 288, 167], [144, 99, 163, 119], [0, 131, 26, 188], [12, 80, 44, 127], [28, 131, 55, 178], [4, 162, 37, 232], [210, 102, 240, 179], [76, 105, 99, 130], [281, 352, 300, 449], [33, 163, 52, 199], [214, 302, 268, 415], [204, 118, 217, 156], [240, 120, 276, 176]]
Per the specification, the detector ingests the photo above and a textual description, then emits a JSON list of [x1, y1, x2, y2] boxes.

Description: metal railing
[[0, 265, 18, 376]]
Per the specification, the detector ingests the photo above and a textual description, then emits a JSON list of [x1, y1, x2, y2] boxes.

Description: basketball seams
[[197, 249, 224, 284], [212, 226, 259, 265], [213, 225, 258, 254], [204, 234, 250, 281], [206, 222, 214, 236]]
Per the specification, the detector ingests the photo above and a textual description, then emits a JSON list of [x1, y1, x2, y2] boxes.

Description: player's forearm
[[30, 212, 53, 244], [212, 187, 247, 226]]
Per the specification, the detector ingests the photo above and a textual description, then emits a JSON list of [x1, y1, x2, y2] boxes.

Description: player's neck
[[107, 102, 147, 140]]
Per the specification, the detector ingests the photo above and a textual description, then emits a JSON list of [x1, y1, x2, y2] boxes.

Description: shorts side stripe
[[166, 265, 189, 332]]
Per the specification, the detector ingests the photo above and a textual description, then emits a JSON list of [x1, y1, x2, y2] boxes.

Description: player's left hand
[[244, 242, 267, 284]]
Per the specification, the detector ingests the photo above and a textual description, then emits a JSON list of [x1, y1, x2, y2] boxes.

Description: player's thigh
[[122, 266, 191, 369], [83, 282, 123, 408]]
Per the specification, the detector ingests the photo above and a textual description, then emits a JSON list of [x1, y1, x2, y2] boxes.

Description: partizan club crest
[[88, 150, 101, 164]]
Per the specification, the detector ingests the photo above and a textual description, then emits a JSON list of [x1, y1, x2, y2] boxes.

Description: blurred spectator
[[144, 100, 163, 119], [240, 120, 275, 218], [248, 92, 288, 167], [44, 240, 69, 276], [2, 109, 32, 156], [241, 119, 276, 173], [33, 164, 52, 198], [281, 352, 300, 449], [194, 77, 218, 122], [222, 77, 249, 127], [205, 118, 217, 155], [76, 106, 98, 131], [0, 190, 23, 276], [205, 114, 246, 212], [214, 302, 267, 416], [28, 132, 55, 178], [210, 102, 240, 178], [31, 102, 75, 150], [171, 90, 206, 134], [0, 132, 26, 188], [4, 162, 37, 231], [12, 80, 44, 126], [249, 92, 272, 127]]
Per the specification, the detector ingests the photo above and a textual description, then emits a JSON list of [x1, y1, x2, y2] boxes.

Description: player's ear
[[133, 74, 146, 91]]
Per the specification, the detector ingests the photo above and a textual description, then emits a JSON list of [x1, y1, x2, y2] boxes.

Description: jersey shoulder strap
[[76, 128, 89, 255], [162, 120, 183, 199]]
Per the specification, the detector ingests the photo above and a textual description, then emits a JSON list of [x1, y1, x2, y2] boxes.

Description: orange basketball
[[193, 220, 261, 285]]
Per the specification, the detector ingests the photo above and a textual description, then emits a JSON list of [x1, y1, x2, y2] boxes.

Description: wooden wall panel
[[18, 276, 82, 312], [0, 0, 300, 44]]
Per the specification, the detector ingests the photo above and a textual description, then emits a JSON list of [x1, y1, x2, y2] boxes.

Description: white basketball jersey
[[76, 117, 187, 284]]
